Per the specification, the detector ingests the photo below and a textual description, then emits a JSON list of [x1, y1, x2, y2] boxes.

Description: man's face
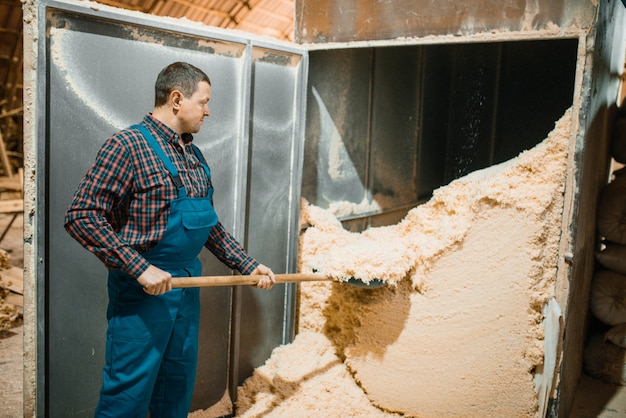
[[178, 81, 211, 134]]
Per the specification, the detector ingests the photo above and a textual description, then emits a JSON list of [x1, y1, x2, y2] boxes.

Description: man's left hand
[[251, 264, 275, 290]]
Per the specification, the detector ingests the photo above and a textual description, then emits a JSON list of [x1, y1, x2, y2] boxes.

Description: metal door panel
[[235, 45, 307, 386], [295, 0, 594, 43], [302, 48, 372, 210]]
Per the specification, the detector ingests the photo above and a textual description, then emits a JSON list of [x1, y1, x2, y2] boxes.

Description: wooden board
[[0, 199, 21, 213], [0, 176, 22, 191], [0, 265, 22, 294], [5, 292, 22, 308]]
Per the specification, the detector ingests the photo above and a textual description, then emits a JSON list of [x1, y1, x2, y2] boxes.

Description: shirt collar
[[144, 113, 195, 145]]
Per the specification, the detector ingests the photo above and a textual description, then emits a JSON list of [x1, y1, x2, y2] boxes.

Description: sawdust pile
[[192, 108, 571, 417]]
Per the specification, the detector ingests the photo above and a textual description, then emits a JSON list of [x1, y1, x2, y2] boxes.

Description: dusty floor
[[0, 212, 23, 418]]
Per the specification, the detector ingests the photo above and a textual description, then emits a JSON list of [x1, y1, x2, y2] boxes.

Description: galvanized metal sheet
[[295, 0, 595, 43], [234, 45, 307, 386], [302, 47, 373, 212]]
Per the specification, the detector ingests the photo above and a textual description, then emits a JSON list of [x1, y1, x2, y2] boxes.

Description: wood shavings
[[235, 331, 401, 417], [300, 108, 570, 291]]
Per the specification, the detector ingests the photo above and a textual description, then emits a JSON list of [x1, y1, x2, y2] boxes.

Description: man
[[65, 61, 275, 417]]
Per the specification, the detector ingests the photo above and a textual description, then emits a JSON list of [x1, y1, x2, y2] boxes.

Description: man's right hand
[[137, 265, 172, 295]]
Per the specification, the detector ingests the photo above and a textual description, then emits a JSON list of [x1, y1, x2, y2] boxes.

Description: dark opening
[[303, 38, 579, 231]]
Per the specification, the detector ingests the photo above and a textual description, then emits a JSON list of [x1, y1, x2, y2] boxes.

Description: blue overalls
[[95, 125, 218, 418]]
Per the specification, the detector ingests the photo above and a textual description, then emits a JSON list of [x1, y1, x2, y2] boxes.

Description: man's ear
[[171, 90, 183, 110]]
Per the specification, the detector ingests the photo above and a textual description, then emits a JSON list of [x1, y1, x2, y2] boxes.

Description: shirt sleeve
[[205, 222, 259, 275], [64, 136, 150, 278]]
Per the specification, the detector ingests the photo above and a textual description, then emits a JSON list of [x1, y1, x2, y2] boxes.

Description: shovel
[[171, 273, 384, 289]]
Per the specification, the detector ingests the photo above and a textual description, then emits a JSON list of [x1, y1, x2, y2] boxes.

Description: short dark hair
[[154, 62, 211, 107]]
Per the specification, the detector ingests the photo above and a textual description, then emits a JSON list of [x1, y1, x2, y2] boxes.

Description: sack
[[611, 118, 626, 164], [584, 333, 626, 385], [590, 269, 626, 326], [606, 323, 626, 349], [597, 175, 626, 245], [596, 242, 626, 275]]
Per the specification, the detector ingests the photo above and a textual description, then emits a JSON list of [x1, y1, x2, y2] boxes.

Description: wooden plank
[[0, 130, 13, 177], [5, 292, 22, 308], [1, 265, 22, 281], [0, 265, 22, 294], [0, 199, 22, 213], [0, 176, 21, 191]]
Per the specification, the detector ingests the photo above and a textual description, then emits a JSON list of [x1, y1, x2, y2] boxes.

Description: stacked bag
[[586, 114, 626, 385]]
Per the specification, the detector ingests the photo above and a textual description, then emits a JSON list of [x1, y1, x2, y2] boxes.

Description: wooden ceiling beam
[[236, 19, 288, 38], [93, 0, 145, 12], [92, 0, 293, 40], [169, 0, 231, 19], [250, 7, 292, 23]]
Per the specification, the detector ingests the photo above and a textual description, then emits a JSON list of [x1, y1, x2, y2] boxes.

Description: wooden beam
[[170, 0, 230, 19], [91, 0, 145, 12], [5, 292, 22, 309], [0, 199, 22, 213], [0, 106, 23, 119], [0, 265, 22, 294], [0, 176, 22, 191]]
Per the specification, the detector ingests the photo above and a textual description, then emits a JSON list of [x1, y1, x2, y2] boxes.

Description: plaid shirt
[[64, 114, 258, 278]]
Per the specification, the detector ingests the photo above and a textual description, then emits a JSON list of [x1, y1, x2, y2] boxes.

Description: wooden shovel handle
[[171, 273, 328, 288]]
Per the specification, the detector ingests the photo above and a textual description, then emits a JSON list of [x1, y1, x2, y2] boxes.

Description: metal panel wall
[[302, 48, 373, 212], [294, 0, 596, 43], [39, 1, 306, 416], [234, 45, 307, 388]]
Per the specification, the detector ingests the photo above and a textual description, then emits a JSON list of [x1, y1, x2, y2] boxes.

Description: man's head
[[152, 62, 212, 136], [154, 62, 211, 107]]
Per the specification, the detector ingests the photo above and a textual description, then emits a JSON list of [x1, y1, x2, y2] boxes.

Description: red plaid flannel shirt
[[64, 114, 258, 278]]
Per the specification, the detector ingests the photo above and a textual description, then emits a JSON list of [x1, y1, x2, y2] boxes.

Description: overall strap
[[134, 124, 187, 198], [190, 144, 212, 182]]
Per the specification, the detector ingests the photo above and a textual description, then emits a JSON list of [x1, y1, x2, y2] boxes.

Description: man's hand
[[137, 265, 172, 295], [251, 264, 275, 290]]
